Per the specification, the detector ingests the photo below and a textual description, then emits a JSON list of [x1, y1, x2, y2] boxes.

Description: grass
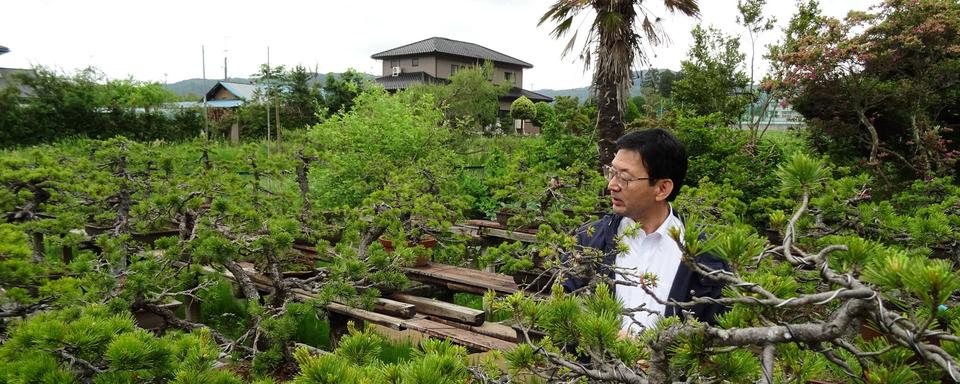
[[459, 135, 542, 165], [761, 128, 808, 155], [378, 337, 416, 364], [294, 313, 331, 350], [199, 280, 250, 340], [453, 292, 514, 322]]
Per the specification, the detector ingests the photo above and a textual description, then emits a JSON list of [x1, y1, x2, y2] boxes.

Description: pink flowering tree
[[776, 0, 960, 178]]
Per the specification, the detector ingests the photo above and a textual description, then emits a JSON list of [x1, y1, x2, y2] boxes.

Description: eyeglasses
[[602, 164, 654, 189]]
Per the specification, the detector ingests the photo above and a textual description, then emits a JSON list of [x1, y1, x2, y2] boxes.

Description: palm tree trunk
[[593, 0, 631, 167], [596, 76, 625, 167]]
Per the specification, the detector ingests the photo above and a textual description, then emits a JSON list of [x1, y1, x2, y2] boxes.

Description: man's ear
[[655, 179, 674, 202]]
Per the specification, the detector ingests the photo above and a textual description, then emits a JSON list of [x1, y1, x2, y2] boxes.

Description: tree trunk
[[223, 260, 261, 302], [296, 152, 313, 226], [31, 232, 44, 264], [908, 112, 932, 178], [592, 0, 631, 168], [595, 72, 625, 168], [856, 110, 880, 165]]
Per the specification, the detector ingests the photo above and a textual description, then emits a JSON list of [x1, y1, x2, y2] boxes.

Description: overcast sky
[[2, 0, 877, 91]]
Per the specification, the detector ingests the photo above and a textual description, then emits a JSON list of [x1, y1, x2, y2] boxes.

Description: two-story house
[[372, 37, 552, 133]]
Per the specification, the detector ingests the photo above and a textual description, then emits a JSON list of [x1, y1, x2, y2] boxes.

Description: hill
[[163, 78, 253, 99], [533, 69, 675, 101]]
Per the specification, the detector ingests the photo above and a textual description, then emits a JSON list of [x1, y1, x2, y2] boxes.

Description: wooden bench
[[210, 263, 520, 353]]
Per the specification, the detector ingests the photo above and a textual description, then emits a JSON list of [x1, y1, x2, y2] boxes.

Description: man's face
[[608, 149, 664, 221]]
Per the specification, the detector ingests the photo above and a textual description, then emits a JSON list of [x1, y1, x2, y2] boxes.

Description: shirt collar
[[653, 205, 684, 241], [618, 205, 683, 240]]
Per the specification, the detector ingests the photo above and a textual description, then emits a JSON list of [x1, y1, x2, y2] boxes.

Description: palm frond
[[563, 30, 580, 58], [663, 0, 701, 17]]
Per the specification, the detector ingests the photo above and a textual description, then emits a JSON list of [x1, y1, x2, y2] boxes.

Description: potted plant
[[357, 164, 467, 268]]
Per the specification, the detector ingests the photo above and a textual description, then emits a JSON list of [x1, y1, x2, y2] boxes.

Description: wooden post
[[184, 295, 202, 323], [61, 245, 73, 264], [230, 122, 239, 144], [184, 275, 202, 322], [328, 312, 355, 348]]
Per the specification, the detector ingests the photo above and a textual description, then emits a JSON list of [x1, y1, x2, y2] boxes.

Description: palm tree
[[539, 0, 700, 166]]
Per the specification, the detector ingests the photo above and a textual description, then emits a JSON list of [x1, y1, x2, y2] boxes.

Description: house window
[[504, 71, 513, 83], [390, 59, 400, 68], [412, 58, 419, 67], [451, 64, 461, 75]]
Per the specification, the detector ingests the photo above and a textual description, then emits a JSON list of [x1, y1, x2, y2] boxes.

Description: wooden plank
[[425, 316, 518, 343], [448, 225, 480, 238], [477, 226, 538, 243], [324, 301, 406, 331], [451, 223, 538, 242], [403, 316, 517, 352], [291, 243, 332, 261], [294, 342, 330, 356], [373, 297, 416, 319], [404, 263, 521, 296], [428, 264, 516, 285], [411, 263, 517, 285], [388, 293, 485, 326], [461, 219, 502, 228]]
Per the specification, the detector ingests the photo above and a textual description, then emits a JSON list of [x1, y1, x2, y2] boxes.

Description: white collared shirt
[[614, 208, 685, 333]]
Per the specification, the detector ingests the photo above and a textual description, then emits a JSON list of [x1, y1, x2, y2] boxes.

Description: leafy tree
[[0, 67, 199, 147], [405, 61, 510, 134], [539, 0, 701, 167], [308, 88, 451, 209], [737, 0, 777, 130], [532, 101, 555, 128], [642, 68, 682, 98], [321, 68, 366, 117], [249, 64, 326, 135], [104, 78, 178, 112], [672, 25, 751, 125], [285, 65, 323, 128], [509, 95, 536, 124], [623, 95, 643, 124], [778, 0, 960, 178]]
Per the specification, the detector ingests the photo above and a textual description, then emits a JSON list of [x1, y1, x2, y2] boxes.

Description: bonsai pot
[[83, 223, 112, 237], [379, 235, 437, 267], [495, 210, 514, 227], [133, 300, 182, 330]]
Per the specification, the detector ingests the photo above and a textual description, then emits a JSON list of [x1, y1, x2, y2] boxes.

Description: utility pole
[[266, 47, 271, 143], [223, 36, 230, 81], [202, 45, 208, 139]]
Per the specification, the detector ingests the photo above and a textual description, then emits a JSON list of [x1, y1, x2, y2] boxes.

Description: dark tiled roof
[[374, 71, 447, 91], [372, 37, 533, 68], [505, 87, 554, 103]]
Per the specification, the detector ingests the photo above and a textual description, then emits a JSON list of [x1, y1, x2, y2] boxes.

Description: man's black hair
[[615, 128, 688, 201]]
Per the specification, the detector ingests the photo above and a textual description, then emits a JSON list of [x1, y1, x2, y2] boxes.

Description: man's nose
[[607, 176, 620, 192]]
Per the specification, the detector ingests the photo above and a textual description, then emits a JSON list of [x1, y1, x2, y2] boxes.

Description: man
[[562, 128, 727, 332]]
